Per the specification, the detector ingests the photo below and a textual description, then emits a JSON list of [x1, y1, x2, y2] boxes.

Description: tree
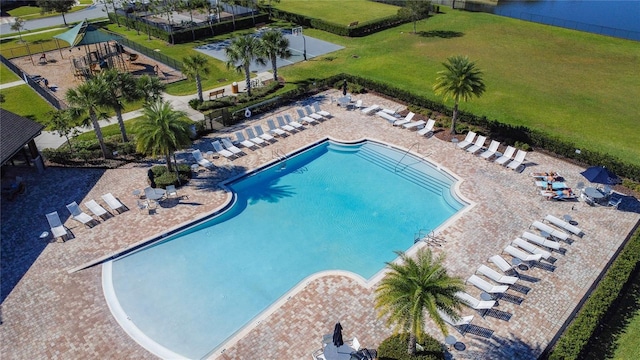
[[260, 29, 291, 82], [134, 100, 192, 172], [375, 248, 466, 355], [225, 35, 265, 97], [433, 55, 486, 134], [398, 0, 431, 34], [45, 109, 80, 152], [95, 69, 139, 142], [136, 74, 166, 104], [182, 54, 211, 102], [10, 17, 26, 43], [37, 0, 75, 26], [66, 81, 110, 158]]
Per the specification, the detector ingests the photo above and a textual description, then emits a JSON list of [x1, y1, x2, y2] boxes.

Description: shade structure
[[332, 322, 344, 347], [580, 166, 621, 185], [53, 20, 122, 47]]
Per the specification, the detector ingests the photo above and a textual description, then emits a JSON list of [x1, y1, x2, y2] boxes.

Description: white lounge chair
[[467, 274, 509, 294], [267, 119, 288, 136], [513, 237, 553, 260], [507, 150, 527, 170], [245, 128, 266, 146], [456, 131, 476, 149], [530, 221, 569, 241], [219, 139, 243, 156], [535, 181, 569, 189], [361, 104, 380, 115], [305, 105, 326, 120], [489, 255, 515, 274], [465, 135, 487, 154], [276, 116, 297, 132], [165, 185, 186, 199], [254, 125, 275, 142], [494, 146, 516, 165], [101, 193, 126, 213], [504, 245, 543, 262], [479, 140, 500, 159], [455, 291, 496, 310], [85, 199, 110, 220], [66, 201, 97, 227], [403, 119, 426, 130], [476, 264, 518, 285], [393, 112, 414, 127], [192, 149, 215, 168], [544, 214, 584, 237], [284, 114, 304, 129], [46, 211, 68, 241], [296, 108, 318, 124], [312, 102, 332, 117], [376, 110, 397, 124], [521, 231, 560, 250], [235, 131, 259, 148], [417, 119, 436, 137], [437, 309, 474, 328]]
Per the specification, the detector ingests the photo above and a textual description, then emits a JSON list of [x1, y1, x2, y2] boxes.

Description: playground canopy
[[54, 20, 122, 46]]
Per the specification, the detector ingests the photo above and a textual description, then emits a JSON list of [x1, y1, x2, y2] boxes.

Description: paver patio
[[1, 90, 638, 360]]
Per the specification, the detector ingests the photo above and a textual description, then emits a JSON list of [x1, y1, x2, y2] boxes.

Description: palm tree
[[261, 29, 291, 82], [182, 54, 211, 102], [225, 35, 266, 97], [136, 74, 166, 104], [433, 55, 486, 134], [95, 69, 139, 142], [375, 248, 466, 355], [134, 100, 192, 172], [66, 81, 110, 158]]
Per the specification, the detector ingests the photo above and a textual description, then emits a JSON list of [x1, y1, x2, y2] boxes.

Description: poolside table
[[323, 343, 356, 360], [584, 187, 605, 202], [146, 188, 166, 201]]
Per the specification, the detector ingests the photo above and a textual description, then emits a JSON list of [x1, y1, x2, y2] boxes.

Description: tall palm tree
[[66, 81, 110, 158], [134, 100, 192, 172], [136, 74, 166, 104], [375, 248, 466, 355], [225, 35, 265, 97], [433, 55, 486, 134], [182, 54, 211, 102], [260, 29, 291, 82], [95, 69, 139, 142]]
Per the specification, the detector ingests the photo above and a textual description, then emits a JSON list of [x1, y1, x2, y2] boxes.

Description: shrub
[[548, 229, 640, 359], [378, 333, 445, 360], [148, 164, 191, 189], [189, 98, 203, 110], [514, 141, 532, 151]]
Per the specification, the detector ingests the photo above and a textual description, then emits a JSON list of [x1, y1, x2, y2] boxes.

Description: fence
[[115, 37, 183, 72], [0, 54, 66, 109]]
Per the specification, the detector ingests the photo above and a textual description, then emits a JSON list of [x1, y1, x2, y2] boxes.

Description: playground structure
[[70, 41, 131, 81]]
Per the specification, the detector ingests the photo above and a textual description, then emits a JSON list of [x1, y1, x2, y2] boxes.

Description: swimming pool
[[103, 139, 467, 359]]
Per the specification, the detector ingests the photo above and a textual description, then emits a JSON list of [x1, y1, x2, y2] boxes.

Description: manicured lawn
[[0, 63, 20, 84], [0, 28, 71, 58], [277, 9, 640, 166], [6, 0, 95, 21], [0, 84, 54, 121], [274, 0, 400, 25]]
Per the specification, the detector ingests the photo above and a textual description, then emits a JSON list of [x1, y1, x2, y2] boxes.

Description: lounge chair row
[[456, 131, 527, 171], [46, 193, 127, 242], [374, 110, 437, 137]]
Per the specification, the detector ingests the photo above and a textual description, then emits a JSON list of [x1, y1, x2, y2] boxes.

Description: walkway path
[[33, 71, 274, 150]]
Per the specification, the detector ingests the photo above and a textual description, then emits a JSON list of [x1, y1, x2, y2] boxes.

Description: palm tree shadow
[[247, 182, 296, 204], [417, 30, 464, 38], [461, 332, 543, 359]]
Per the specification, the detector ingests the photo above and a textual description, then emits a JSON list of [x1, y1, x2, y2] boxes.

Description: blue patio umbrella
[[580, 166, 621, 185], [333, 322, 344, 347]]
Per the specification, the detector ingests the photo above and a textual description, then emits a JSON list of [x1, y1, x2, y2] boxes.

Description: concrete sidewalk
[[34, 71, 275, 150]]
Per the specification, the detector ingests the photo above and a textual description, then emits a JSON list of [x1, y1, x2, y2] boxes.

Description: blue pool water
[[105, 140, 466, 359]]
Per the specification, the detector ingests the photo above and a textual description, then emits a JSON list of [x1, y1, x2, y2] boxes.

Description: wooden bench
[[209, 88, 225, 100]]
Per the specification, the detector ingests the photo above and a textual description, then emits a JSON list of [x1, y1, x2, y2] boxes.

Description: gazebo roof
[[0, 109, 45, 165], [53, 20, 122, 47]]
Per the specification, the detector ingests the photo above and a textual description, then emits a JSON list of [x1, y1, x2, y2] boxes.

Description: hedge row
[[108, 13, 269, 44], [548, 227, 640, 359], [335, 73, 640, 181], [377, 333, 444, 360], [264, 6, 412, 37]]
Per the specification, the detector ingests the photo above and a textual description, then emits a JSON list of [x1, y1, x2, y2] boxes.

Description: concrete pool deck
[[1, 89, 639, 359]]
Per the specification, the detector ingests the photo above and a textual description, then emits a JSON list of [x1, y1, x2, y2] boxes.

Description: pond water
[[493, 0, 640, 41]]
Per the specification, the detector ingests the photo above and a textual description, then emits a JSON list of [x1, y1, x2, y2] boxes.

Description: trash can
[[231, 82, 239, 94]]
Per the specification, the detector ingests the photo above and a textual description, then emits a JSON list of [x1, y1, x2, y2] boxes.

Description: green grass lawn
[[274, 0, 400, 25], [0, 63, 20, 84], [0, 84, 55, 121], [0, 28, 71, 58], [277, 9, 640, 166], [6, 0, 96, 21]]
